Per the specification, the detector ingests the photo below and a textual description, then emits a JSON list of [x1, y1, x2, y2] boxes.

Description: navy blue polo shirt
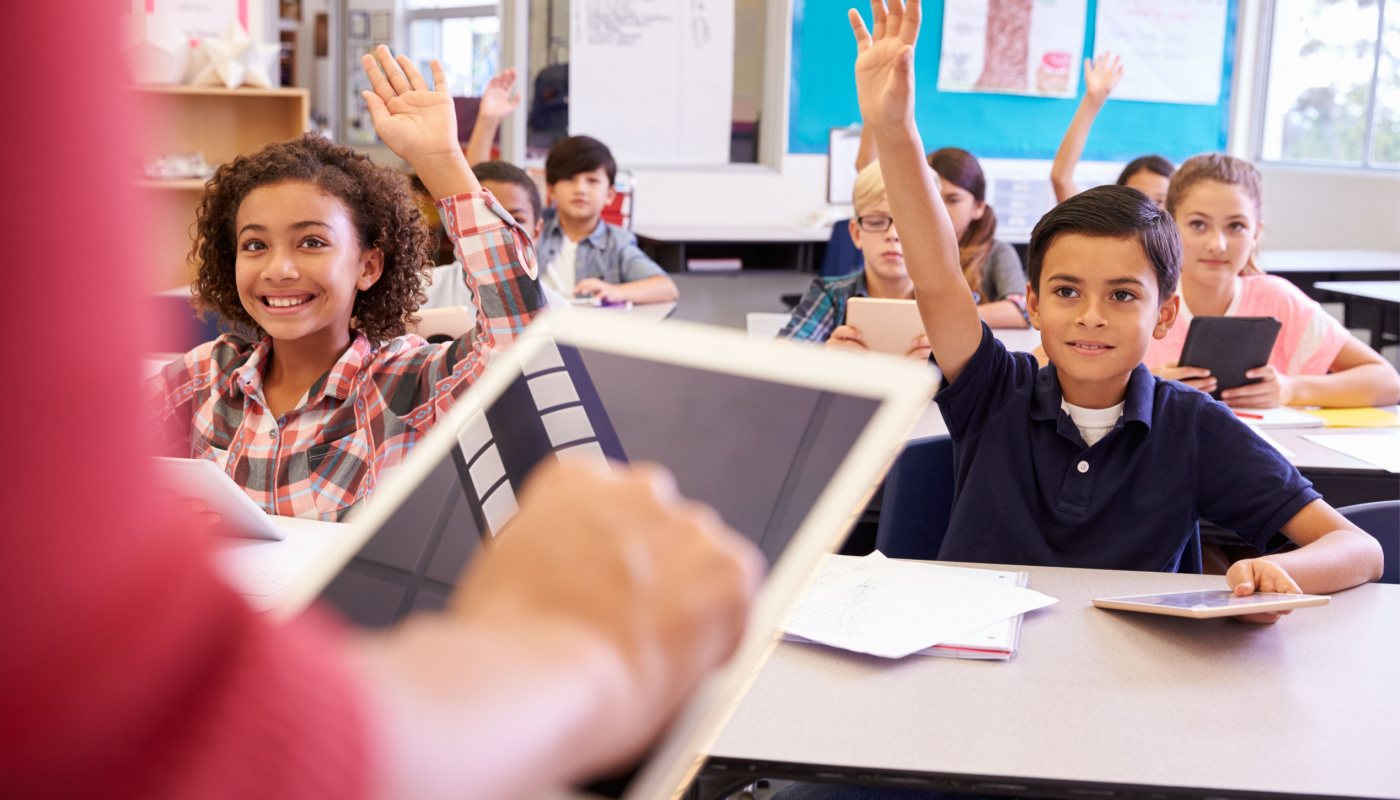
[[935, 324, 1321, 572]]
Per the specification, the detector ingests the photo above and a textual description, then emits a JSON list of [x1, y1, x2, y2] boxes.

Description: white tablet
[[275, 311, 936, 800], [845, 296, 926, 357], [1093, 590, 1330, 619], [153, 457, 286, 541]]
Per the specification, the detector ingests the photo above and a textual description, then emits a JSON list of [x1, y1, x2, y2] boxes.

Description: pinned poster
[[1093, 0, 1229, 105], [937, 0, 1087, 99], [570, 0, 735, 164], [152, 0, 246, 42]]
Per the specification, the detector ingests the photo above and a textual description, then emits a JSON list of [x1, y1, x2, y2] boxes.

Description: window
[[405, 0, 501, 98], [1258, 0, 1397, 168]]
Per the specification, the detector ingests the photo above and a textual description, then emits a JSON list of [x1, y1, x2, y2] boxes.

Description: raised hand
[[361, 45, 477, 199], [479, 68, 522, 120], [1083, 52, 1123, 102], [849, 0, 922, 131]]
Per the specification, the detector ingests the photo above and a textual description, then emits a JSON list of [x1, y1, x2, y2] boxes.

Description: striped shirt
[[149, 191, 545, 521]]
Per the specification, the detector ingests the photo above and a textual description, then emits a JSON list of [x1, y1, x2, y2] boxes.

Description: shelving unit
[[133, 85, 310, 289]]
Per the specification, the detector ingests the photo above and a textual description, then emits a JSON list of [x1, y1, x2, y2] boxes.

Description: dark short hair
[[473, 160, 543, 223], [545, 135, 617, 186], [1116, 155, 1175, 186], [1026, 184, 1180, 300]]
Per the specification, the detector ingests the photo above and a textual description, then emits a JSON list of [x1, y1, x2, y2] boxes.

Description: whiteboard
[[570, 0, 735, 164], [1093, 0, 1228, 105], [937, 0, 1087, 99]]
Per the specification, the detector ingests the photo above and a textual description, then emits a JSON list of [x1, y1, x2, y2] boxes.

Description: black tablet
[[1178, 316, 1281, 399]]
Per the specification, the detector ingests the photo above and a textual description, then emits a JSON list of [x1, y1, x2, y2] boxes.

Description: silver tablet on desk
[[153, 457, 286, 541], [274, 311, 936, 800]]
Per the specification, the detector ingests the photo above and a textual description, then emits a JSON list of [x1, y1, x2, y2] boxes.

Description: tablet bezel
[[154, 457, 287, 541], [273, 311, 937, 800], [1092, 590, 1330, 619]]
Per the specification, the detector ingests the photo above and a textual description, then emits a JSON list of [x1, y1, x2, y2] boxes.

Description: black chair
[[819, 218, 865, 278], [1339, 500, 1400, 584], [874, 435, 956, 560]]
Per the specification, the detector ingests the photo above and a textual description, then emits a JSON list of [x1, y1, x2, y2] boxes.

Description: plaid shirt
[[777, 270, 869, 343], [150, 191, 544, 521]]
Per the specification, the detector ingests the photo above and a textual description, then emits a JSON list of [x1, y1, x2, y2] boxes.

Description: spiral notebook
[[914, 565, 1031, 660]]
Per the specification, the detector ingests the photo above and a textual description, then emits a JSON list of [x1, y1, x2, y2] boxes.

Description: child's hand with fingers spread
[[1083, 52, 1123, 102], [849, 0, 923, 133], [360, 45, 478, 199], [479, 68, 521, 120], [1226, 558, 1302, 624]]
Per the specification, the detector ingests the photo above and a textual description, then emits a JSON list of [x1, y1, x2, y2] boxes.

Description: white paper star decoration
[[188, 21, 252, 89], [240, 40, 281, 89]]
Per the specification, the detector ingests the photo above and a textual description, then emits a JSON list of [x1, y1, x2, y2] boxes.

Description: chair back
[[1338, 501, 1400, 584], [819, 219, 864, 278], [875, 435, 956, 560]]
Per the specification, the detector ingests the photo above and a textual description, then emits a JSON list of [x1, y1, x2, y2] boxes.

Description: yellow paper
[[1302, 407, 1400, 428]]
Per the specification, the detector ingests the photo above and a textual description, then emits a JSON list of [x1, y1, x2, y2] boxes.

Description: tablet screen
[[319, 337, 882, 628]]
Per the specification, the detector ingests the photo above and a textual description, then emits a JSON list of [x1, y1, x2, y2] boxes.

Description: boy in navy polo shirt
[[850, 0, 1381, 618]]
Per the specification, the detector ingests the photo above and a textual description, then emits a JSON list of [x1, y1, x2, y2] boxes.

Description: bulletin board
[[787, 0, 1236, 161]]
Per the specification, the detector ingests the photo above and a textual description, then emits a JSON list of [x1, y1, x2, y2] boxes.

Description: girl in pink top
[[1147, 154, 1400, 409]]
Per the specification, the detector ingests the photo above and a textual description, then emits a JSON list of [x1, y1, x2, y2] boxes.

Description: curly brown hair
[[190, 133, 433, 343]]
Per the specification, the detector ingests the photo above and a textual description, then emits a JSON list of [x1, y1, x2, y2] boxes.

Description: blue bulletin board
[[788, 0, 1237, 160]]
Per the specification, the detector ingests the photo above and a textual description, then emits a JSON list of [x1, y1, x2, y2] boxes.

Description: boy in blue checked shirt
[[851, 0, 1381, 619]]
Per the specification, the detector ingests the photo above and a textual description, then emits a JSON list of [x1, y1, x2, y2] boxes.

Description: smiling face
[[548, 166, 615, 228], [1123, 169, 1171, 209], [849, 199, 907, 284], [940, 182, 986, 241], [234, 180, 383, 347], [1171, 179, 1261, 290], [1029, 233, 1180, 407]]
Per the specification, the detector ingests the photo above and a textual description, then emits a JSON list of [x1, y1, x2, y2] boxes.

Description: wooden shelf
[[135, 178, 209, 190], [130, 84, 310, 100]]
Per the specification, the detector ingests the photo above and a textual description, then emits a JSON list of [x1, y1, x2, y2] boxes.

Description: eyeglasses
[[856, 216, 894, 232]]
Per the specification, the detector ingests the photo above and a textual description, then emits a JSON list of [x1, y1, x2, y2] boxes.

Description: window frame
[[1251, 0, 1399, 172]]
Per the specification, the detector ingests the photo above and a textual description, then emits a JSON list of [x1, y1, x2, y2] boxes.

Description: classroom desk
[[1256, 250, 1400, 303], [634, 224, 833, 273], [574, 300, 677, 323], [1312, 280, 1400, 351], [699, 565, 1400, 800]]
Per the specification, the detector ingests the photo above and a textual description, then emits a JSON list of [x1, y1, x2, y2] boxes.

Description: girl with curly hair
[[150, 46, 546, 520]]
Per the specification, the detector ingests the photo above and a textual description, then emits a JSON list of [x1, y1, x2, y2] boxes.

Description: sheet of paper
[[213, 517, 350, 612], [829, 126, 863, 205], [1092, 0, 1228, 105], [781, 552, 1058, 659], [1302, 407, 1400, 428], [1303, 434, 1400, 473], [937, 0, 1087, 99], [570, 0, 735, 164], [1237, 406, 1326, 429]]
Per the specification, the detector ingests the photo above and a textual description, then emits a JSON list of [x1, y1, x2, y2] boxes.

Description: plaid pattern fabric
[[776, 270, 868, 343], [150, 191, 545, 521]]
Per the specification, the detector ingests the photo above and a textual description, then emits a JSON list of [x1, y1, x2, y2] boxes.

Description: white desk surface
[[1258, 249, 1400, 273], [709, 565, 1400, 800], [633, 223, 834, 243], [213, 516, 351, 613], [1313, 280, 1400, 304]]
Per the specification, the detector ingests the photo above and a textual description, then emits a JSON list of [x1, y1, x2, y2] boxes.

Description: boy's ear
[[1153, 292, 1181, 340], [1024, 281, 1041, 330], [546, 185, 556, 206], [357, 248, 385, 291], [848, 218, 864, 251], [606, 185, 617, 205], [532, 218, 544, 241]]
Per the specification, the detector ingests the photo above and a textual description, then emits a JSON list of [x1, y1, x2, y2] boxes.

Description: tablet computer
[[274, 311, 936, 800], [1093, 590, 1329, 619], [153, 457, 286, 541], [1178, 316, 1281, 400], [845, 297, 925, 357]]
